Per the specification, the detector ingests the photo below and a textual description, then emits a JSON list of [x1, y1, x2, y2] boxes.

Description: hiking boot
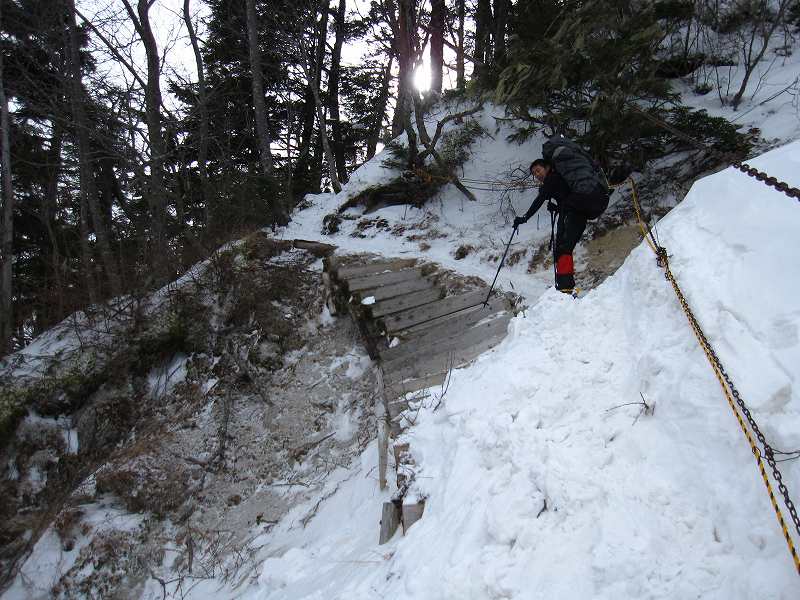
[[554, 271, 575, 291]]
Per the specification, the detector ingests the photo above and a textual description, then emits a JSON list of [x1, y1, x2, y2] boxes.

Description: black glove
[[547, 201, 558, 213], [513, 216, 527, 228]]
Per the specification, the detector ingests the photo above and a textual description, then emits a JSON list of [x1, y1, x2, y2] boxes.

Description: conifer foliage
[[0, 0, 791, 355]]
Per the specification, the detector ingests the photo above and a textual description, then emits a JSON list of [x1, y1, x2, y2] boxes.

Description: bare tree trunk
[[245, 0, 275, 176], [68, 0, 121, 297], [77, 187, 96, 306], [43, 122, 63, 267], [731, 0, 791, 109], [183, 0, 211, 228], [329, 0, 349, 183], [430, 0, 445, 96], [367, 55, 393, 160], [300, 42, 341, 193], [391, 0, 414, 138], [122, 0, 170, 280], [474, 0, 492, 80], [394, 0, 419, 164], [0, 9, 14, 353], [492, 0, 508, 65], [412, 98, 478, 203], [309, 68, 341, 193], [295, 0, 329, 192], [456, 0, 465, 90]]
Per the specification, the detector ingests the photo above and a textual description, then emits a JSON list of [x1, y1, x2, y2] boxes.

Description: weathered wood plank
[[379, 502, 401, 544], [381, 288, 490, 334], [335, 258, 417, 281], [384, 322, 509, 385], [402, 502, 425, 534], [382, 305, 509, 364], [384, 371, 447, 397], [399, 295, 509, 336], [292, 239, 336, 256], [384, 314, 510, 374], [345, 266, 426, 292], [376, 367, 389, 491], [353, 277, 436, 303], [369, 288, 444, 318], [387, 397, 410, 419]]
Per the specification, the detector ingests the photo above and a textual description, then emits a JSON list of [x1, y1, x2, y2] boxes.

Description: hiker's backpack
[[542, 135, 605, 195]]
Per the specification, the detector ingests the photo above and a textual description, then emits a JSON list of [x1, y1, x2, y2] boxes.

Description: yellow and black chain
[[658, 249, 800, 574], [628, 104, 800, 201], [631, 178, 800, 574]]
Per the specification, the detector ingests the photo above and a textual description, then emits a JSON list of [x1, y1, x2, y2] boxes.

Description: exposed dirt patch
[[1, 234, 378, 598], [454, 244, 474, 260], [580, 223, 645, 288], [351, 217, 391, 238]]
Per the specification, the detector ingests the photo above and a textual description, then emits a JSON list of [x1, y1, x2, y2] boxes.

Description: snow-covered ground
[[5, 43, 800, 599], [141, 138, 797, 600]]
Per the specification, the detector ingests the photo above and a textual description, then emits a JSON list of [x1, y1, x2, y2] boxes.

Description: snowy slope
[[180, 141, 800, 600], [286, 102, 568, 302], [5, 78, 800, 600]]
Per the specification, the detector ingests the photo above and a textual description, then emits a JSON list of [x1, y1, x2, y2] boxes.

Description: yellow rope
[[630, 177, 800, 576]]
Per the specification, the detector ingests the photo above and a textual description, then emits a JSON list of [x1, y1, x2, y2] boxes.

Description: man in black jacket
[[513, 158, 608, 292]]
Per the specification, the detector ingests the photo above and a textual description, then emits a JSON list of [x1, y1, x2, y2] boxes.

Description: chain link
[[732, 162, 800, 200], [657, 246, 800, 541], [630, 176, 800, 573]]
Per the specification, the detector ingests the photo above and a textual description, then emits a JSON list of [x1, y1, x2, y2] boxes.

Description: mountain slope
[[221, 140, 799, 599]]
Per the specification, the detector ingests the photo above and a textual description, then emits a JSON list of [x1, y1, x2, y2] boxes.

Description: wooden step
[[384, 318, 510, 385], [380, 288, 490, 334], [384, 313, 510, 373], [398, 295, 509, 337], [292, 239, 337, 257], [345, 266, 426, 292], [381, 309, 509, 364], [384, 371, 447, 398], [335, 258, 417, 281], [369, 288, 444, 318], [352, 277, 437, 303]]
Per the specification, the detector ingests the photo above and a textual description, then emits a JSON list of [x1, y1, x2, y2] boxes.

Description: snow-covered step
[[334, 257, 417, 280], [395, 294, 507, 337], [383, 298, 508, 362], [380, 288, 491, 334], [344, 266, 428, 292], [350, 276, 438, 303], [384, 315, 511, 385]]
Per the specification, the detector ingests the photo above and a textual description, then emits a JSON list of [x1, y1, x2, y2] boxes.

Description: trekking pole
[[484, 226, 517, 306]]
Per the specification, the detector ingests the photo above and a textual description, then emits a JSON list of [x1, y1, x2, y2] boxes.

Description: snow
[[147, 353, 189, 401], [5, 47, 800, 600], [4, 502, 144, 600], [676, 30, 800, 143], [187, 140, 799, 599], [278, 102, 556, 304]]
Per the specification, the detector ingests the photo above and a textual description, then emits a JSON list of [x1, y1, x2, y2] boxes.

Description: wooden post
[[402, 502, 425, 533], [376, 366, 389, 490], [379, 501, 401, 544]]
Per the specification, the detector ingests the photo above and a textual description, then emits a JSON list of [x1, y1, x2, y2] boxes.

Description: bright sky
[[77, 0, 458, 107]]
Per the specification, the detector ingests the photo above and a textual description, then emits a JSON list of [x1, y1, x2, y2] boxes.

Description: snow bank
[[232, 141, 800, 599]]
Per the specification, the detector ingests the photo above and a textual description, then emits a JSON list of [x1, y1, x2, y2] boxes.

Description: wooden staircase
[[323, 254, 517, 544]]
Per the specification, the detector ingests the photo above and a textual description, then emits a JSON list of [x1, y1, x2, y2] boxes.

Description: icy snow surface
[[198, 141, 800, 599]]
